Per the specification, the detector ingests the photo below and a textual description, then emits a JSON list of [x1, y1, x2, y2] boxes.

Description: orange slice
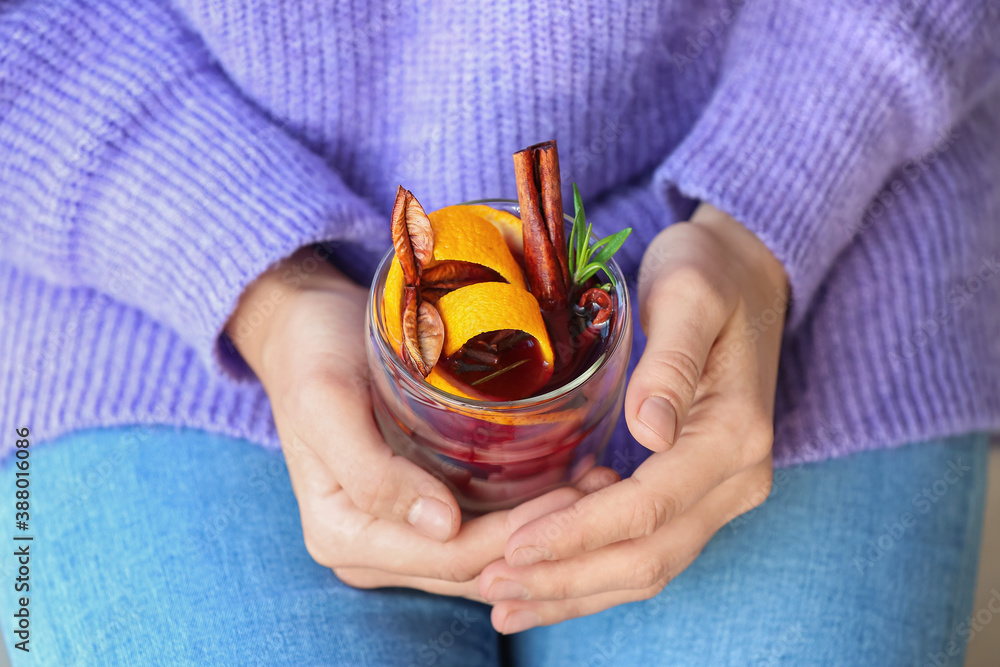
[[427, 281, 554, 399], [385, 280, 554, 400], [463, 204, 525, 259], [434, 282, 552, 364], [426, 283, 554, 398], [384, 259, 407, 352], [425, 367, 477, 399], [427, 206, 525, 288], [383, 205, 526, 353]]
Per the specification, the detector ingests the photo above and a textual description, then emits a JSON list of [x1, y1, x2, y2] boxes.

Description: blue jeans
[[0, 428, 988, 666]]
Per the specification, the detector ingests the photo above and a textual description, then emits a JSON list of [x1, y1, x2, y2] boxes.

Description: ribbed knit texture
[[2, 0, 999, 467]]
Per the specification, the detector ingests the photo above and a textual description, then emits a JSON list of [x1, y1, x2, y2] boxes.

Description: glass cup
[[365, 199, 632, 514]]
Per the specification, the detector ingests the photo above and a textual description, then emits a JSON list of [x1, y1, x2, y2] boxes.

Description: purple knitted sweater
[[2, 0, 999, 469]]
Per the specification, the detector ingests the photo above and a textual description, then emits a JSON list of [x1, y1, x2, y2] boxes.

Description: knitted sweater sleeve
[[0, 0, 385, 377], [654, 0, 1000, 327]]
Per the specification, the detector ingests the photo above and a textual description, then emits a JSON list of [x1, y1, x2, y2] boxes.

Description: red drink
[[433, 282, 615, 401], [366, 199, 632, 513]]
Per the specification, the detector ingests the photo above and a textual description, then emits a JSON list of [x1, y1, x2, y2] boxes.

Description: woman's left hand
[[479, 203, 790, 634]]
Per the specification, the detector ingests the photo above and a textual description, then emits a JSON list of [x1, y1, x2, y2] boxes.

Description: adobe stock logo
[[406, 609, 480, 666], [925, 588, 1000, 666]]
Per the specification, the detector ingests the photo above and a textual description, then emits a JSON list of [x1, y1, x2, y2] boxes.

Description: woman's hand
[[227, 247, 499, 596], [227, 247, 619, 599], [478, 203, 790, 633]]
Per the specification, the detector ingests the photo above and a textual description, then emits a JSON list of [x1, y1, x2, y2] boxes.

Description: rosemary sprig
[[567, 184, 632, 289], [470, 358, 529, 386]]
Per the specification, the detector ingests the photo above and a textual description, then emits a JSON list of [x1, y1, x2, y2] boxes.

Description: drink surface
[[434, 287, 615, 402]]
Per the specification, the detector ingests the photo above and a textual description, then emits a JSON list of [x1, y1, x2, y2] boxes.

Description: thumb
[[344, 447, 462, 543], [625, 271, 730, 451], [288, 379, 462, 543]]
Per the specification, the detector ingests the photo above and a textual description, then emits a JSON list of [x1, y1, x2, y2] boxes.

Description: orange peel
[[423, 281, 554, 401], [384, 258, 406, 352], [425, 367, 477, 400], [382, 205, 555, 401], [384, 278, 556, 401], [426, 206, 525, 289], [434, 282, 552, 365], [463, 204, 525, 259], [383, 205, 526, 354]]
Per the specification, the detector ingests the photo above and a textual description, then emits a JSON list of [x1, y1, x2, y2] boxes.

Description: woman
[[1, 0, 998, 664]]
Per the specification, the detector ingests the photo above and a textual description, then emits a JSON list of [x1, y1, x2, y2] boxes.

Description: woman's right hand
[[226, 246, 617, 599]]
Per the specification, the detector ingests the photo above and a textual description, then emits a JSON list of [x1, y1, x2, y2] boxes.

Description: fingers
[[260, 285, 461, 539], [332, 567, 486, 603], [505, 486, 588, 532], [573, 465, 621, 495], [485, 462, 774, 633], [298, 480, 599, 583], [491, 585, 658, 634], [327, 484, 603, 597], [486, 460, 772, 603], [288, 375, 461, 542], [483, 521, 703, 603], [627, 235, 736, 451], [304, 491, 511, 581], [503, 424, 738, 566]]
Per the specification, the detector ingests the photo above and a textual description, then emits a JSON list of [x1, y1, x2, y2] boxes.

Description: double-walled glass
[[365, 200, 632, 513]]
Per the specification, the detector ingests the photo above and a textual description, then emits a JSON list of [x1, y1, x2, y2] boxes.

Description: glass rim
[[366, 198, 632, 413]]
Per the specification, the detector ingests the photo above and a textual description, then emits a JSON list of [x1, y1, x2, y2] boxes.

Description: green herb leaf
[[590, 229, 632, 266], [572, 185, 587, 263], [568, 213, 578, 270], [576, 262, 607, 283], [566, 182, 632, 289], [588, 236, 613, 255]]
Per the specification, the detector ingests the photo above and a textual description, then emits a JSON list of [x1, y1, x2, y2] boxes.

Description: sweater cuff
[[81, 66, 388, 379], [653, 1, 955, 328]]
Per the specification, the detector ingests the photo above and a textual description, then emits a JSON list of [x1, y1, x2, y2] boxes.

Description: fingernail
[[502, 610, 541, 634], [509, 546, 549, 567], [638, 396, 676, 445], [488, 578, 528, 601], [407, 497, 453, 542]]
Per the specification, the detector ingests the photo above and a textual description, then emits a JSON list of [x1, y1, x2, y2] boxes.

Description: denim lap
[[510, 435, 988, 667], [0, 428, 987, 666]]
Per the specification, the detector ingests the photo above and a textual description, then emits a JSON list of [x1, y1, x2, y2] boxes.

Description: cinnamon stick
[[513, 140, 570, 311], [534, 142, 571, 290]]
